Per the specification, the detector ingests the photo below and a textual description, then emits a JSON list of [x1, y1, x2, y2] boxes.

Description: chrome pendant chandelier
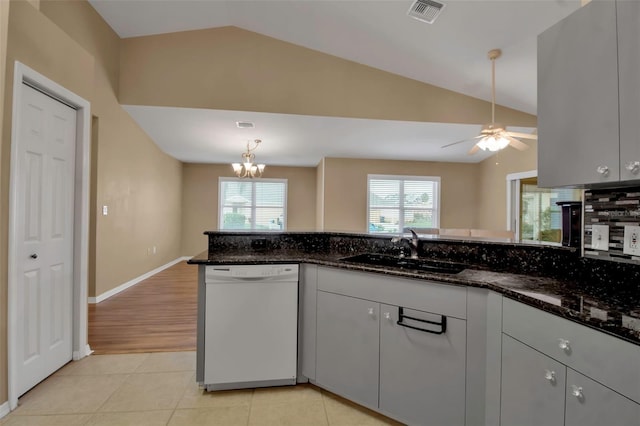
[[231, 139, 266, 178]]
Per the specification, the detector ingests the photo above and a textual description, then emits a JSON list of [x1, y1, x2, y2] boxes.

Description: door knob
[[596, 165, 609, 176], [30, 253, 38, 259]]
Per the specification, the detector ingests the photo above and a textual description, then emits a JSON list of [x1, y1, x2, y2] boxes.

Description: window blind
[[219, 178, 287, 231], [368, 175, 440, 234]]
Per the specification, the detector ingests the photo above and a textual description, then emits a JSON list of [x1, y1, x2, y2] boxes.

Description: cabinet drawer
[[317, 266, 466, 319], [565, 368, 640, 426], [503, 298, 640, 403]]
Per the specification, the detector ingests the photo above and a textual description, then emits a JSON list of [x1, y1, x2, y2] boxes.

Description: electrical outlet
[[102, 205, 108, 216], [623, 225, 640, 256], [152, 246, 157, 254]]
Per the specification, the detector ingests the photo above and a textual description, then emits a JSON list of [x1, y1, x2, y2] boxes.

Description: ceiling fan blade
[[507, 131, 538, 140], [506, 135, 529, 151], [468, 144, 481, 155], [441, 135, 482, 149]]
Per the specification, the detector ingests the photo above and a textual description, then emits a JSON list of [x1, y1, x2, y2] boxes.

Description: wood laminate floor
[[88, 261, 198, 355]]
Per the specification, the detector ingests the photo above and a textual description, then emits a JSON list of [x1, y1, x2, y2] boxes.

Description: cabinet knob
[[368, 307, 375, 317], [383, 312, 391, 320], [544, 370, 556, 383], [571, 385, 584, 400], [625, 161, 640, 174], [596, 165, 609, 176], [558, 338, 571, 352], [30, 253, 38, 259]]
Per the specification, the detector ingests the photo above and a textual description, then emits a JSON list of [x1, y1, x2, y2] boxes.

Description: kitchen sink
[[339, 253, 467, 274]]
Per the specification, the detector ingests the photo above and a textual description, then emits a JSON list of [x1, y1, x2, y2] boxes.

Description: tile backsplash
[[584, 187, 640, 264]]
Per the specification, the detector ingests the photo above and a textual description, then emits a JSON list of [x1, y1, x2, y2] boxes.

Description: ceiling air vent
[[407, 0, 445, 24], [236, 121, 255, 129]]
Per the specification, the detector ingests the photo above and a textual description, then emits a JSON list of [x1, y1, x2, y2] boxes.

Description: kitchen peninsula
[[189, 232, 640, 426]]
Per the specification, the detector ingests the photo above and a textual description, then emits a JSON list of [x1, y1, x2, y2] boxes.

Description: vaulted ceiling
[[89, 0, 582, 165]]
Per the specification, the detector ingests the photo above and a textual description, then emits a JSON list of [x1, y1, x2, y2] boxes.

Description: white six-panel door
[[15, 83, 76, 396]]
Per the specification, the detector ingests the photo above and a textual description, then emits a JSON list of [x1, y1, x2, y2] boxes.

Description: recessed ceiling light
[[236, 121, 255, 129]]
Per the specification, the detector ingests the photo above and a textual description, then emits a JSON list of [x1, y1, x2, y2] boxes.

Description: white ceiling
[[89, 0, 582, 166]]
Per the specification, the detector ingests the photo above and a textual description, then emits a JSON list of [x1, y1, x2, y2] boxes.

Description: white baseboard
[[0, 401, 9, 420], [73, 344, 93, 360], [88, 256, 191, 304]]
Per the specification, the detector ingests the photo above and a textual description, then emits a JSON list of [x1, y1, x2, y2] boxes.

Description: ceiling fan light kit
[[441, 48, 537, 155]]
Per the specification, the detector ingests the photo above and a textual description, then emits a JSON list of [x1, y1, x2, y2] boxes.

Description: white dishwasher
[[204, 264, 299, 391]]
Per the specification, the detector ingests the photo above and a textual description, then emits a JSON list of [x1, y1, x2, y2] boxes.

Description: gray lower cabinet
[[501, 334, 566, 426], [379, 304, 466, 426], [501, 335, 640, 426], [298, 264, 317, 381], [565, 369, 640, 426], [316, 290, 380, 408]]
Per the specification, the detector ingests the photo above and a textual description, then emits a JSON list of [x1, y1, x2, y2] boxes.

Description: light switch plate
[[591, 224, 609, 251], [623, 225, 640, 256]]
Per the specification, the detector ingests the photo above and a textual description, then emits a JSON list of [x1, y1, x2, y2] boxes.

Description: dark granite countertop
[[189, 248, 640, 347]]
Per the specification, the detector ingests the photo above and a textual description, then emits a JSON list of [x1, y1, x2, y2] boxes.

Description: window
[[219, 178, 287, 231], [367, 175, 440, 234], [507, 171, 582, 244]]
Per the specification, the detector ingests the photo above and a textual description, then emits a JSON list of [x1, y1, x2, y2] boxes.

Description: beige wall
[[181, 163, 316, 255], [316, 158, 325, 231], [119, 26, 537, 127], [475, 141, 538, 231], [321, 158, 481, 233], [0, 0, 184, 403], [38, 0, 184, 297]]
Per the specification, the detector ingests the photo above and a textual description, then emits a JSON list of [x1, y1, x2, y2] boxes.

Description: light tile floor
[[1, 352, 403, 426]]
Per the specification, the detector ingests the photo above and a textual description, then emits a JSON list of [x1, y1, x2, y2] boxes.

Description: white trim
[[0, 401, 9, 420], [73, 344, 93, 361], [505, 170, 537, 234], [88, 257, 191, 304], [8, 62, 91, 410]]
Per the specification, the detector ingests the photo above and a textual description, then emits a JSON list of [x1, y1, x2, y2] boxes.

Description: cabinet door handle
[[558, 338, 571, 353], [596, 165, 609, 176], [383, 312, 392, 320], [367, 307, 375, 317], [544, 370, 556, 383], [571, 385, 584, 400], [625, 161, 640, 174], [396, 307, 447, 335]]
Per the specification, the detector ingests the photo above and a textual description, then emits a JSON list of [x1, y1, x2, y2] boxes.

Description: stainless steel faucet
[[391, 229, 420, 259]]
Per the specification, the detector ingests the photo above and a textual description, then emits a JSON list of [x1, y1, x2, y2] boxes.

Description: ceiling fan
[[442, 49, 538, 155]]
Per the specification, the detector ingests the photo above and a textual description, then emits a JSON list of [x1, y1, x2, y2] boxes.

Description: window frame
[[218, 177, 288, 232], [367, 174, 441, 235]]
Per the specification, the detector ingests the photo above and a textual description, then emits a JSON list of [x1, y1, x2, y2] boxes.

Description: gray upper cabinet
[[617, 0, 640, 181], [538, 0, 620, 188]]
